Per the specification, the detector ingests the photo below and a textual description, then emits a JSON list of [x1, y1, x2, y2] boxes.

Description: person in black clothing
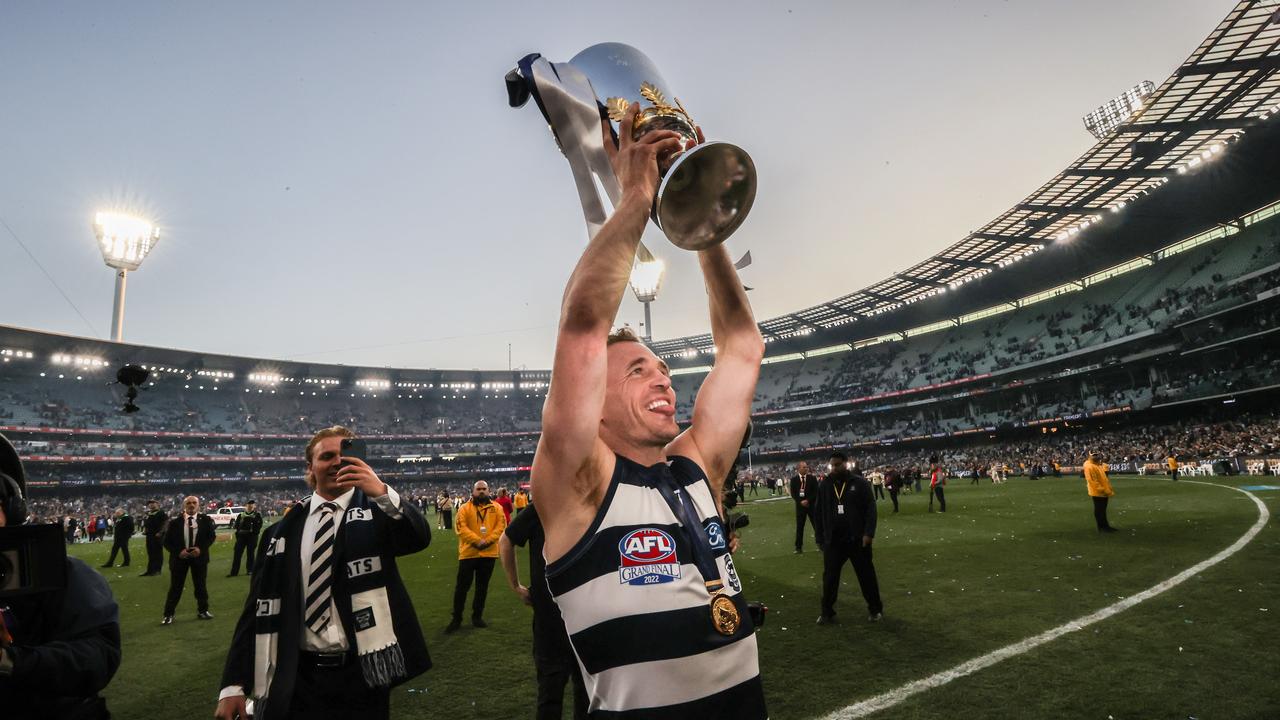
[[883, 466, 901, 513], [1, 432, 122, 720], [161, 495, 216, 624], [100, 508, 134, 568], [140, 499, 167, 576], [226, 500, 263, 577], [499, 504, 588, 720], [790, 461, 819, 553], [813, 452, 883, 624]]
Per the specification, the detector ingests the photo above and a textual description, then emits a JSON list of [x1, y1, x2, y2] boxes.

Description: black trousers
[[794, 504, 814, 551], [145, 535, 164, 574], [533, 617, 589, 720], [283, 655, 390, 720], [1092, 496, 1113, 530], [229, 534, 258, 575], [821, 539, 883, 617], [930, 486, 946, 512], [873, 485, 885, 499], [164, 558, 209, 615], [105, 537, 131, 566], [887, 488, 899, 512], [452, 557, 496, 620]]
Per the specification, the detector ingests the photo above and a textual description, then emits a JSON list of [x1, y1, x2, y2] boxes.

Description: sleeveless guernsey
[[545, 454, 766, 719]]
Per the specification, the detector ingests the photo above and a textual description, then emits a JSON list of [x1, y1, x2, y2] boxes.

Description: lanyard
[[651, 465, 724, 595], [834, 480, 848, 501]]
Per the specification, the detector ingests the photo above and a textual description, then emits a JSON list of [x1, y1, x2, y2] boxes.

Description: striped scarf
[[251, 490, 405, 717]]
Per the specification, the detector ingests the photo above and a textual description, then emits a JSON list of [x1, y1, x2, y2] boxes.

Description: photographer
[[0, 434, 122, 719]]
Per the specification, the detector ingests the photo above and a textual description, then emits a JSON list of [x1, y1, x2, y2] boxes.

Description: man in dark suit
[[100, 507, 134, 568], [813, 452, 883, 625], [161, 495, 215, 624], [215, 426, 431, 720], [140, 499, 167, 576], [789, 461, 819, 553], [227, 500, 263, 577]]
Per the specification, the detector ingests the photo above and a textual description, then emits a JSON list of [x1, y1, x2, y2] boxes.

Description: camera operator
[[0, 434, 122, 719]]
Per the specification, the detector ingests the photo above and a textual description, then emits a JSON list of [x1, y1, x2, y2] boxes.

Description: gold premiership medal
[[710, 592, 740, 636]]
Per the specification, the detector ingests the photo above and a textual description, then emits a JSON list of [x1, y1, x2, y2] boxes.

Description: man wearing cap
[[0, 432, 122, 719], [227, 500, 263, 577], [140, 499, 167, 577]]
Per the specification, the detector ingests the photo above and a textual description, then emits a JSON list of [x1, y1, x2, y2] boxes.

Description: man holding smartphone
[[215, 426, 432, 720]]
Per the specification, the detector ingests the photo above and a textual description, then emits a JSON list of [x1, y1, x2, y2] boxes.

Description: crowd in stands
[[746, 411, 1280, 485]]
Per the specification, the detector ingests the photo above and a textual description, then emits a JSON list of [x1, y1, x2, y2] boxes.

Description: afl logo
[[619, 528, 676, 562], [617, 528, 681, 586]]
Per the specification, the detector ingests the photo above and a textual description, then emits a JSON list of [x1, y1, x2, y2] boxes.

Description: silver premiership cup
[[507, 43, 757, 250]]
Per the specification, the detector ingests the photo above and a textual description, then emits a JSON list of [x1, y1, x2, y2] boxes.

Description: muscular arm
[[532, 109, 681, 550], [668, 245, 764, 489]]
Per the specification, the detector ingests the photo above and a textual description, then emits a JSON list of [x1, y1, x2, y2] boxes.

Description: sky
[[0, 0, 1230, 371]]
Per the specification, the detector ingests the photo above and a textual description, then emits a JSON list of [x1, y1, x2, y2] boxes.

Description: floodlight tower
[[94, 212, 160, 342], [628, 253, 666, 342]]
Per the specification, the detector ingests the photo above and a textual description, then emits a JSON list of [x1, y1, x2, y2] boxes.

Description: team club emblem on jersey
[[618, 528, 681, 586]]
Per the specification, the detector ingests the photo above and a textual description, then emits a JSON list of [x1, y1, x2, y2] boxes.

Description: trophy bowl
[[567, 43, 758, 251]]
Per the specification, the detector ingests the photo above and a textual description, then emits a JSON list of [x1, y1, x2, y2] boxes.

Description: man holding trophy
[[514, 43, 766, 719]]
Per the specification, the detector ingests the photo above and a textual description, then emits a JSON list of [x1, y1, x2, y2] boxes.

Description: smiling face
[[601, 340, 679, 454], [307, 436, 349, 500]]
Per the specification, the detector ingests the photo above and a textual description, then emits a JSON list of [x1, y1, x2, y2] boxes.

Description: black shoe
[[794, 549, 802, 554], [472, 616, 488, 628], [197, 611, 214, 620], [444, 619, 461, 633], [1100, 526, 1119, 533], [161, 616, 174, 625], [816, 614, 837, 625], [100, 563, 114, 568], [226, 573, 237, 577]]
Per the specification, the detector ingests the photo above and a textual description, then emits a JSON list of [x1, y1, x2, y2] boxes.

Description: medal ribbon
[[652, 465, 725, 595]]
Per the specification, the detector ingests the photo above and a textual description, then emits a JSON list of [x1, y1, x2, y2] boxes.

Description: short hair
[[830, 451, 848, 462], [305, 425, 355, 464], [607, 326, 643, 346]]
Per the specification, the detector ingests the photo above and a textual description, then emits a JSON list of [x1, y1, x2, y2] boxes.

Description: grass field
[[75, 475, 1279, 719]]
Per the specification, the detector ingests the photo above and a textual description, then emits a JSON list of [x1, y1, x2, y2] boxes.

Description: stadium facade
[[2, 0, 1279, 491]]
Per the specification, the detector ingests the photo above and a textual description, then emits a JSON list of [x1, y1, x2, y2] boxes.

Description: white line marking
[[820, 481, 1270, 719]]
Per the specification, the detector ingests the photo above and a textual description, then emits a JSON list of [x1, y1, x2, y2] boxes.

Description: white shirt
[[218, 484, 402, 701]]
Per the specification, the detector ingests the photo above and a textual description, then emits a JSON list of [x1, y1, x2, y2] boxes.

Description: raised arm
[[668, 244, 764, 489], [532, 108, 681, 524]]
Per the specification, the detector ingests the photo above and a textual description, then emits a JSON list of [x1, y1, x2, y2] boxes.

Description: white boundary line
[[820, 480, 1271, 720]]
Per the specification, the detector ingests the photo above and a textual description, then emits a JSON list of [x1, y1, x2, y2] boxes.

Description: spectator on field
[[1083, 451, 1118, 533]]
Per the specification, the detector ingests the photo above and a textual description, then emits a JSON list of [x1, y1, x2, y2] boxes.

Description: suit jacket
[[219, 494, 432, 716], [789, 474, 818, 506], [112, 514, 134, 539], [163, 512, 215, 565]]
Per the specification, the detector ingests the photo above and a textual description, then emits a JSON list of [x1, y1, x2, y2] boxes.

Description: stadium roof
[[654, 0, 1280, 362]]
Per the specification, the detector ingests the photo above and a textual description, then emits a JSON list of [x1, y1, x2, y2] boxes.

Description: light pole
[[628, 253, 666, 342], [94, 211, 160, 342]]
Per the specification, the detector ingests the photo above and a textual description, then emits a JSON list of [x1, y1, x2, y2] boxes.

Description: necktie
[[187, 515, 195, 548], [305, 502, 339, 635]]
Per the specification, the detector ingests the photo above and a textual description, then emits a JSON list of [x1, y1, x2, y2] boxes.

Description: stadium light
[[94, 211, 160, 342], [629, 255, 666, 342]]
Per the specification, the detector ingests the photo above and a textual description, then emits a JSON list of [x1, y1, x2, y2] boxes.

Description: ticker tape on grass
[[821, 480, 1271, 720]]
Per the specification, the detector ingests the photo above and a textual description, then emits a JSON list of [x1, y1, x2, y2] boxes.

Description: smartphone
[[340, 437, 368, 465]]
